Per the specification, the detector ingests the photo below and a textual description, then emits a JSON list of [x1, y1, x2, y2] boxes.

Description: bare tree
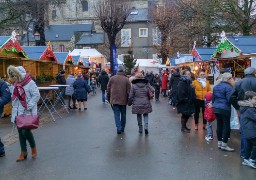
[[151, 0, 183, 64], [94, 0, 131, 73]]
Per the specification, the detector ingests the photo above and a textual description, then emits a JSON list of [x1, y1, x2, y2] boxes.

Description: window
[[152, 27, 161, 46], [139, 28, 148, 37], [59, 45, 65, 52], [82, 0, 88, 12], [121, 29, 131, 47], [52, 10, 57, 19]]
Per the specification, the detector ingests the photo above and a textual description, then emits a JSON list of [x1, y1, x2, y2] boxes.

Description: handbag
[[147, 87, 154, 100], [16, 110, 39, 129]]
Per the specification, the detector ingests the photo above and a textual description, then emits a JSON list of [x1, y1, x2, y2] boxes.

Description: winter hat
[[60, 70, 65, 74], [77, 73, 82, 78], [244, 67, 256, 75], [7, 65, 26, 82], [118, 65, 125, 72]]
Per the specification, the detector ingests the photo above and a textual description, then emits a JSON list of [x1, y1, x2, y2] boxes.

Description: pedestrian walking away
[[7, 65, 40, 162], [91, 78, 97, 95], [176, 70, 196, 133], [107, 65, 131, 134], [193, 70, 212, 130], [230, 67, 256, 157], [238, 91, 256, 169], [212, 72, 234, 152], [128, 73, 154, 135], [99, 70, 109, 103], [161, 72, 168, 97], [73, 73, 90, 111], [169, 68, 180, 109], [0, 78, 11, 157], [65, 72, 76, 109], [153, 74, 161, 101]]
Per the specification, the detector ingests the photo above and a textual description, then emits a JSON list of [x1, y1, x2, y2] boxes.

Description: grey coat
[[11, 80, 40, 123], [129, 78, 154, 114], [65, 75, 76, 96]]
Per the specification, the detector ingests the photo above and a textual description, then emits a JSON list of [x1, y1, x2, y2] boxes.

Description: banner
[[112, 45, 118, 75]]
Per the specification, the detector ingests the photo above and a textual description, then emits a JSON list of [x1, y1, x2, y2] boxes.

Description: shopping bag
[[230, 106, 240, 130]]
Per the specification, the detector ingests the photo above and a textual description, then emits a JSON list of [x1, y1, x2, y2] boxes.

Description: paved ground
[[0, 90, 256, 180]]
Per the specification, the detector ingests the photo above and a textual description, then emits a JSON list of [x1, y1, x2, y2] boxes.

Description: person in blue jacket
[[0, 79, 11, 157]]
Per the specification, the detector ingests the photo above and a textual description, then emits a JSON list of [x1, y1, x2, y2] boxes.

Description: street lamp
[[34, 31, 40, 41]]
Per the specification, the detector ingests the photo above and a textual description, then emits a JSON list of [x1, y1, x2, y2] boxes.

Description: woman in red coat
[[162, 73, 168, 97]]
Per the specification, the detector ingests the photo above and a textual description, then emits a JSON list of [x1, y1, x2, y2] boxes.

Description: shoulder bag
[[16, 110, 39, 129]]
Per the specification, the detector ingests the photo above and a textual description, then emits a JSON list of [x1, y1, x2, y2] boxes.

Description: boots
[[221, 142, 235, 152], [32, 147, 37, 159], [16, 152, 28, 162], [139, 126, 143, 134], [181, 117, 190, 133]]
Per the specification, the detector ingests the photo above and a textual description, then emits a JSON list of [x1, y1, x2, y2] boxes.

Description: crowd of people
[[0, 64, 256, 170]]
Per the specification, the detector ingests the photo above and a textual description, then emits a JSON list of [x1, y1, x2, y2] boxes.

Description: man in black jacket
[[0, 79, 11, 157], [99, 70, 109, 103], [230, 67, 256, 158]]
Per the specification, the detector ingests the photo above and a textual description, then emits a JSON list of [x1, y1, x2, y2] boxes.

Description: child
[[204, 92, 216, 141], [238, 91, 256, 169], [91, 78, 97, 95]]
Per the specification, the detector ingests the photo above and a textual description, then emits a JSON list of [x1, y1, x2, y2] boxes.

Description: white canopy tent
[[70, 48, 107, 67], [135, 59, 166, 73]]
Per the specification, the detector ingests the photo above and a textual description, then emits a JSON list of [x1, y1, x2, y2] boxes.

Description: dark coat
[[239, 102, 256, 139], [169, 72, 180, 94], [153, 77, 161, 91], [230, 75, 256, 110], [73, 78, 90, 101], [0, 80, 11, 116], [56, 73, 66, 85], [129, 78, 154, 114], [99, 71, 109, 91], [107, 72, 131, 105], [176, 76, 196, 115], [212, 82, 233, 113], [145, 73, 154, 86]]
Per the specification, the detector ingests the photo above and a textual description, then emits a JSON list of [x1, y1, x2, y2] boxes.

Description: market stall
[[0, 32, 28, 78], [212, 31, 255, 80], [70, 48, 106, 73], [23, 42, 59, 85], [54, 51, 78, 75]]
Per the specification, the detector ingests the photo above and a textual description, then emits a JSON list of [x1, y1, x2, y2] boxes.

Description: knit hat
[[244, 67, 256, 75], [77, 73, 82, 78], [118, 65, 125, 72]]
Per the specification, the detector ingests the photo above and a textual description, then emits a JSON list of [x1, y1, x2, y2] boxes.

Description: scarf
[[197, 78, 206, 88], [12, 73, 32, 108]]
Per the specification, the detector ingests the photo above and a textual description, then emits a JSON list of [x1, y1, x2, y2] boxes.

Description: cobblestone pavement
[[0, 92, 256, 180]]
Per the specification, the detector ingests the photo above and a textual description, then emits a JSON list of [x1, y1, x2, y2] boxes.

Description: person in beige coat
[[107, 66, 131, 134]]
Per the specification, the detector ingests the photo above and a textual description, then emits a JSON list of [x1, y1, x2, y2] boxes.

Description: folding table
[[38, 87, 62, 122], [49, 85, 70, 113]]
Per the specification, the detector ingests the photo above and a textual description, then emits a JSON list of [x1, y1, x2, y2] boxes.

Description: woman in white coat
[[7, 65, 40, 162]]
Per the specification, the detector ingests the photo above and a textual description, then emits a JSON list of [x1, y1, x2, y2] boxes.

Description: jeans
[[18, 129, 36, 152], [206, 121, 214, 137], [68, 95, 76, 107], [102, 90, 106, 102], [112, 105, 127, 132], [155, 88, 160, 100], [137, 114, 149, 130], [0, 138, 4, 153], [194, 99, 206, 124], [92, 87, 97, 95], [215, 113, 231, 143], [245, 138, 256, 160]]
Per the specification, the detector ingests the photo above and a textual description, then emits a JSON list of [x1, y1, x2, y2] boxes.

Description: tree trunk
[[108, 36, 116, 74]]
